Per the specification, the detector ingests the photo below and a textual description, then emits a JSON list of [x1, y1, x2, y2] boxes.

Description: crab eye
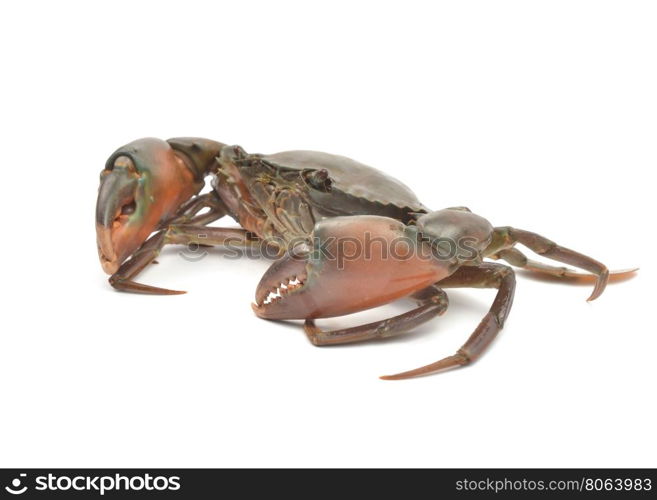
[[303, 169, 332, 192]]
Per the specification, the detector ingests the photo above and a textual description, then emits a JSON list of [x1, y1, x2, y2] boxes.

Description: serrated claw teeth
[[259, 276, 307, 306]]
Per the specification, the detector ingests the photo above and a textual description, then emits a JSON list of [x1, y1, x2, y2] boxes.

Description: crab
[[96, 137, 636, 379]]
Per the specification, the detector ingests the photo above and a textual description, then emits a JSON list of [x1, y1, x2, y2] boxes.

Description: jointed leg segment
[[489, 227, 611, 301], [492, 247, 637, 286], [172, 191, 229, 226], [381, 263, 516, 380], [109, 225, 264, 294], [304, 285, 449, 345]]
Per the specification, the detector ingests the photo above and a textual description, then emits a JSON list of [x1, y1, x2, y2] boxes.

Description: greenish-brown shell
[[262, 151, 428, 221]]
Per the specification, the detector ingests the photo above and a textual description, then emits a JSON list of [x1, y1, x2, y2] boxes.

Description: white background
[[1, 1, 654, 467]]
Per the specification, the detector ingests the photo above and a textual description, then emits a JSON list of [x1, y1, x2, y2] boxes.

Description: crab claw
[[252, 216, 454, 320], [96, 138, 207, 274]]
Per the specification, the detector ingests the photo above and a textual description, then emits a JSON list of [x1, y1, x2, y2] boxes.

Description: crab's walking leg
[[304, 286, 448, 345], [491, 247, 638, 283], [381, 263, 515, 380], [109, 230, 174, 294], [488, 227, 610, 301], [172, 191, 228, 225], [109, 226, 264, 294]]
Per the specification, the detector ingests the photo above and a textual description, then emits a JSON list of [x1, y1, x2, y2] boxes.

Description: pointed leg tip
[[109, 277, 187, 295], [586, 269, 610, 301], [138, 287, 187, 295], [379, 354, 467, 381], [140, 284, 187, 295]]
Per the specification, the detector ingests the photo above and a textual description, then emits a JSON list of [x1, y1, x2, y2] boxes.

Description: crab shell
[[217, 147, 429, 237]]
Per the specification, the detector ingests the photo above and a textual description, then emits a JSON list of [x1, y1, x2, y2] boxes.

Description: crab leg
[[109, 230, 174, 294], [488, 227, 611, 301], [304, 286, 449, 345], [491, 247, 638, 283], [381, 263, 515, 380], [173, 191, 229, 226], [109, 226, 264, 294]]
